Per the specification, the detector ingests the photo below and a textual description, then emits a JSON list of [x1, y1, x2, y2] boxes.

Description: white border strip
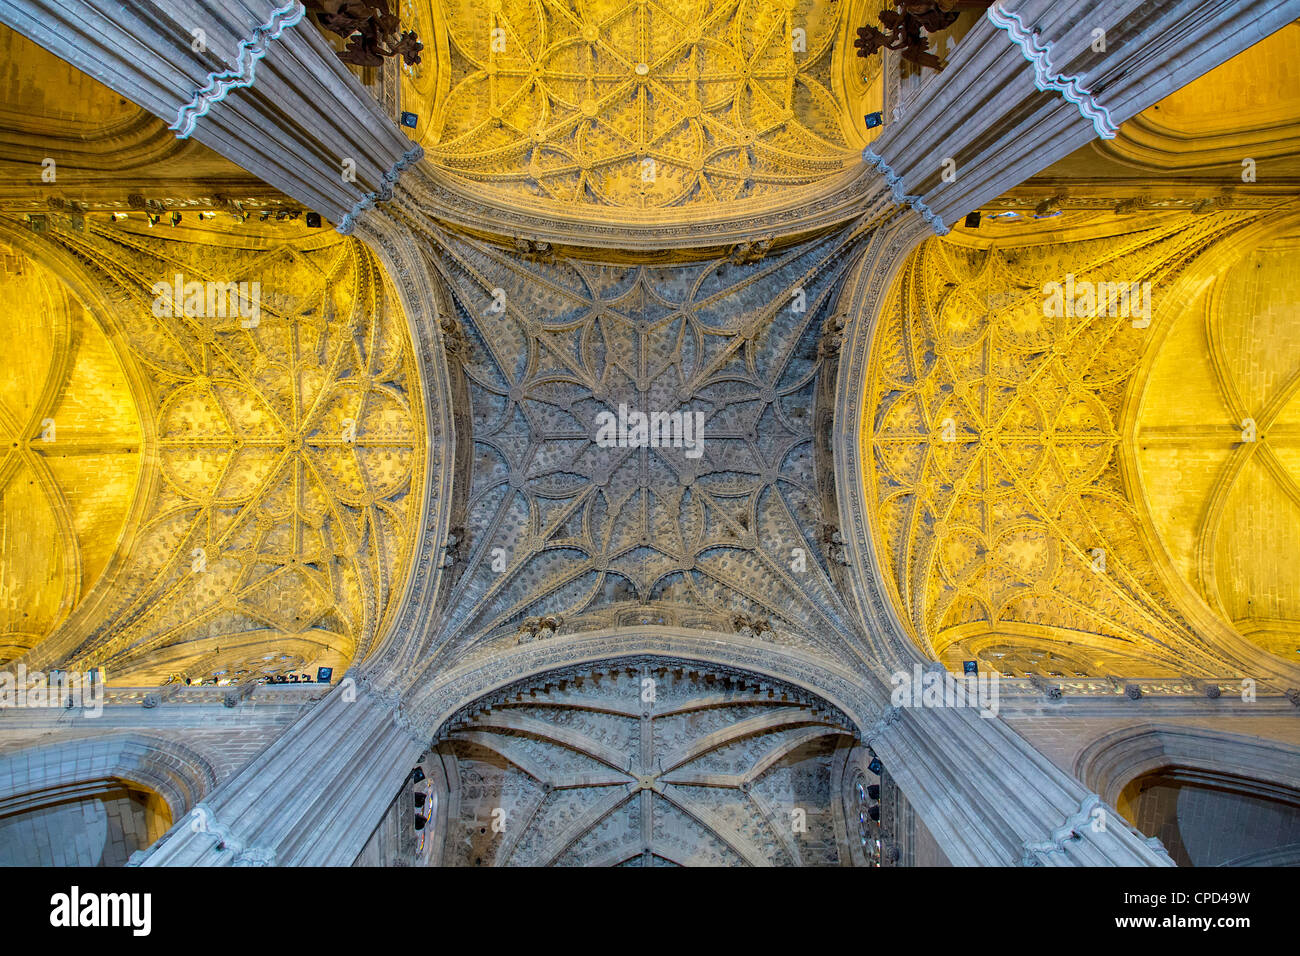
[[862, 147, 950, 235], [987, 2, 1117, 139], [171, 1, 306, 139]]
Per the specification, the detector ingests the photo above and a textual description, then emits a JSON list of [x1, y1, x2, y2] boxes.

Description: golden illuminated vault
[[0, 222, 426, 685], [860, 212, 1299, 677], [403, 0, 867, 210], [0, 250, 142, 663], [1136, 220, 1300, 660]]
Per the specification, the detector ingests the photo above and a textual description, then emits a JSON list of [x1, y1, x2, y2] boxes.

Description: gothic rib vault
[[416, 225, 865, 670], [402, 0, 870, 211], [0, 219, 429, 686]]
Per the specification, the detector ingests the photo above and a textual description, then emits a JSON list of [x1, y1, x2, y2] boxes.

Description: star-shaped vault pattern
[[426, 228, 860, 662], [25, 223, 426, 685], [408, 0, 858, 208]]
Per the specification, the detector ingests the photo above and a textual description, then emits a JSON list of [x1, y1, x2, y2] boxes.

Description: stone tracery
[[437, 662, 859, 866], [423, 227, 862, 665], [3, 220, 427, 684], [405, 0, 863, 210], [861, 213, 1268, 677], [0, 0, 1296, 873]]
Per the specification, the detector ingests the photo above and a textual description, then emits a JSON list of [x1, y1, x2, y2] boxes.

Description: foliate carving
[[730, 612, 774, 643], [516, 615, 564, 645], [727, 238, 775, 266]]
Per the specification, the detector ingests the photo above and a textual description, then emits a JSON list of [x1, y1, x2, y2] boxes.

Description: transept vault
[[0, 0, 1297, 872]]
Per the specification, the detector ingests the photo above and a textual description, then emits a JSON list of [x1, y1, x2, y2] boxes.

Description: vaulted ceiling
[[862, 210, 1300, 676], [435, 662, 863, 866], [0, 220, 428, 684], [1, 6, 1299, 699], [421, 225, 862, 669], [402, 0, 872, 212]]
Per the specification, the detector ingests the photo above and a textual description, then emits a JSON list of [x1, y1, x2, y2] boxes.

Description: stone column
[[866, 682, 1174, 866], [863, 0, 1300, 233], [0, 0, 422, 231], [132, 682, 425, 866]]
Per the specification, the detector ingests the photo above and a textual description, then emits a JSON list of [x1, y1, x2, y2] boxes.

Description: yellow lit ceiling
[[0, 220, 426, 685], [401, 0, 870, 210], [0, 247, 142, 663], [1102, 22, 1300, 172], [1135, 222, 1300, 660], [860, 212, 1292, 678], [1037, 21, 1300, 184], [0, 24, 287, 208]]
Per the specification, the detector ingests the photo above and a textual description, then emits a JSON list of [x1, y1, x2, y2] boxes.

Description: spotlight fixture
[[147, 213, 160, 227], [963, 211, 981, 229], [864, 111, 883, 129], [963, 660, 978, 675], [305, 212, 322, 228], [315, 666, 333, 683], [400, 111, 419, 128], [169, 212, 183, 226], [868, 756, 883, 775], [110, 212, 128, 222], [411, 766, 426, 784], [198, 211, 216, 220], [259, 210, 272, 222]]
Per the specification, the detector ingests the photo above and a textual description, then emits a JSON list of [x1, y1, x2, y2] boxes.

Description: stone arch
[[1074, 723, 1300, 807], [1074, 723, 1300, 866], [419, 634, 874, 866], [0, 732, 218, 865], [828, 216, 937, 668], [410, 626, 888, 738], [0, 732, 218, 822]]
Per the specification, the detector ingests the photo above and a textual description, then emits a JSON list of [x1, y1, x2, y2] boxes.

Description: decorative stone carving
[[417, 227, 863, 664], [436, 663, 859, 866]]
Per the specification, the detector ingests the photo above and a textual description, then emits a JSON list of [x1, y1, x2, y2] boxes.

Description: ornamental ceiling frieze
[[0, 219, 428, 686], [861, 211, 1275, 680]]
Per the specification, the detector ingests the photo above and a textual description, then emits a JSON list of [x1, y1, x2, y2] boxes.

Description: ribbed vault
[[859, 211, 1286, 678], [436, 661, 860, 866], [401, 0, 871, 212], [1, 218, 428, 685], [420, 225, 862, 670]]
